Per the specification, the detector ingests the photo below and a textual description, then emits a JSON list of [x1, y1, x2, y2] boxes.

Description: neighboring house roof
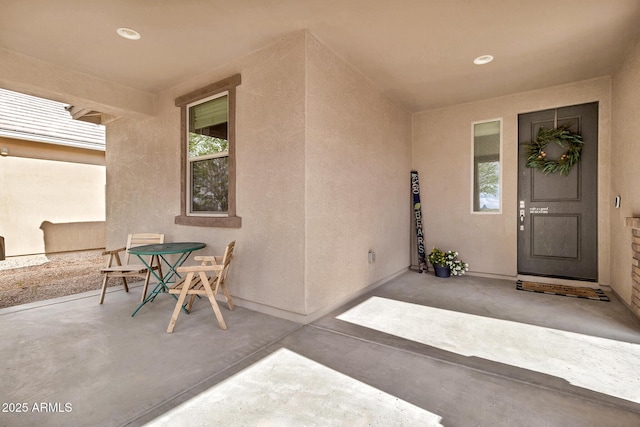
[[0, 87, 105, 151]]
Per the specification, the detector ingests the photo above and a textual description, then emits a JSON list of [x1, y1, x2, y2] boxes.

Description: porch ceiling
[[1, 0, 639, 112]]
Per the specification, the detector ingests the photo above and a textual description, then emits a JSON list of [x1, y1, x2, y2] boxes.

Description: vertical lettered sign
[[411, 170, 427, 273]]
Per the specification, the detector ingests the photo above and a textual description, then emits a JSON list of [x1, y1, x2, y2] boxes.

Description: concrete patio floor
[[1, 271, 640, 426]]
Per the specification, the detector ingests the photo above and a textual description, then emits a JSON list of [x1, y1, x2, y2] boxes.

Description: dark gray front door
[[517, 102, 598, 281]]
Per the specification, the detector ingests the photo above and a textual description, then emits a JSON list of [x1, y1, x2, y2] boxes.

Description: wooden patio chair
[[99, 233, 165, 304], [166, 241, 236, 333]]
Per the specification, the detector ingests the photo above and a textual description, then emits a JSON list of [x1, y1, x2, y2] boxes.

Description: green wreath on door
[[524, 127, 583, 176]]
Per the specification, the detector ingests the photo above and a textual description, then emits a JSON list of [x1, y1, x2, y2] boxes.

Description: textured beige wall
[[39, 220, 105, 254], [106, 31, 412, 318], [106, 32, 308, 315], [611, 37, 640, 304], [413, 78, 611, 282], [305, 34, 412, 313], [0, 156, 105, 256]]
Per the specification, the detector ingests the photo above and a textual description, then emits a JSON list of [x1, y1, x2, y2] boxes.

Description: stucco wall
[[412, 78, 611, 283], [106, 32, 308, 315], [305, 35, 412, 313], [105, 31, 412, 318], [611, 37, 640, 304], [0, 155, 105, 256]]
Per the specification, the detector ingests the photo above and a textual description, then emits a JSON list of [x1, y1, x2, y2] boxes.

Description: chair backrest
[[215, 240, 235, 288], [192, 241, 235, 290], [124, 233, 165, 265]]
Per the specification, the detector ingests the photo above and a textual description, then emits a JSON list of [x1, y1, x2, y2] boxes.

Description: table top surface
[[128, 242, 206, 255]]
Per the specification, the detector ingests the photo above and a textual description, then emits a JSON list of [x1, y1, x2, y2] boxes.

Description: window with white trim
[[188, 92, 229, 215], [472, 119, 502, 213]]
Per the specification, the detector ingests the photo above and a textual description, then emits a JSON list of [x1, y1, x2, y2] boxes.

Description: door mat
[[516, 280, 609, 302]]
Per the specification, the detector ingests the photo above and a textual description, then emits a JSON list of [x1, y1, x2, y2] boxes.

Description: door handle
[[519, 208, 525, 231]]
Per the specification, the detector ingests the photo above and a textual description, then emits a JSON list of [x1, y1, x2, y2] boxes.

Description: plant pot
[[433, 265, 451, 278]]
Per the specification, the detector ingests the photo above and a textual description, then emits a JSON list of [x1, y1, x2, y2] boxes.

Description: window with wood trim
[[174, 74, 241, 228]]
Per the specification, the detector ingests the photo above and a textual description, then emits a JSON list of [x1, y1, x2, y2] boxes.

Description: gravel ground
[[0, 250, 138, 309]]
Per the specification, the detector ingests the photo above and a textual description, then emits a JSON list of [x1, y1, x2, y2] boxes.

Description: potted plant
[[428, 248, 469, 278]]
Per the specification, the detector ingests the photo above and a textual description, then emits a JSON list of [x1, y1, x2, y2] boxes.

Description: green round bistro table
[[128, 242, 206, 316]]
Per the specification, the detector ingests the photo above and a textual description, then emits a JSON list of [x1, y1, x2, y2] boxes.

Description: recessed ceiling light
[[474, 55, 494, 65], [116, 27, 141, 40]]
